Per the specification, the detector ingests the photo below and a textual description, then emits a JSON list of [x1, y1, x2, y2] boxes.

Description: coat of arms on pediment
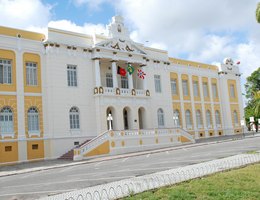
[[98, 39, 146, 54]]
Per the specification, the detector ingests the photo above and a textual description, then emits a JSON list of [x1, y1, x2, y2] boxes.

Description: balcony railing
[[94, 87, 150, 97]]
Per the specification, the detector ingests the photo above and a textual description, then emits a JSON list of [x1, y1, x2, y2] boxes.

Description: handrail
[[178, 128, 195, 142], [74, 130, 110, 158]]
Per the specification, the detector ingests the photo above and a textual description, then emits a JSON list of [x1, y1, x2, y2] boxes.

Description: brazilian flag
[[127, 64, 134, 75]]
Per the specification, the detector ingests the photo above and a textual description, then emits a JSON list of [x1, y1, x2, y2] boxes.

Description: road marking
[[182, 148, 187, 151], [0, 189, 77, 197], [122, 158, 129, 162], [146, 154, 150, 158], [166, 151, 169, 154], [94, 161, 104, 167], [1, 176, 135, 190], [59, 165, 79, 173]]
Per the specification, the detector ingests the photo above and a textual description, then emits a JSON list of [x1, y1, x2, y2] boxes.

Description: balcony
[[94, 87, 150, 98]]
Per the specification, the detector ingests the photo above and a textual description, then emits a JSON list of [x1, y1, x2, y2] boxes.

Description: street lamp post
[[173, 114, 178, 129], [107, 114, 113, 131], [240, 119, 245, 138]]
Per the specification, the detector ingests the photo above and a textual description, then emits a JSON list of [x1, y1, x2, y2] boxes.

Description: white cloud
[[48, 20, 107, 35], [0, 0, 52, 29]]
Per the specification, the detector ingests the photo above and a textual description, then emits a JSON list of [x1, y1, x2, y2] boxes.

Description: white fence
[[41, 152, 260, 200]]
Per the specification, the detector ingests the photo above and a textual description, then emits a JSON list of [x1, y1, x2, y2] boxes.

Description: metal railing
[[42, 152, 260, 200]]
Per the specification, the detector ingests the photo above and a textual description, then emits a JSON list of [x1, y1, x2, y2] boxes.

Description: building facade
[[0, 16, 244, 164]]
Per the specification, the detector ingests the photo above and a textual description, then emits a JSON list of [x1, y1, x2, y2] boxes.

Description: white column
[[112, 61, 118, 88], [128, 72, 133, 89], [16, 50, 27, 161], [208, 78, 216, 133], [94, 58, 101, 87], [178, 74, 186, 129], [199, 76, 208, 137], [189, 75, 197, 138], [142, 66, 147, 90]]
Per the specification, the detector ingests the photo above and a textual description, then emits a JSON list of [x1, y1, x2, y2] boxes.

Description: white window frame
[[154, 75, 162, 93], [193, 81, 199, 97], [230, 84, 235, 98], [157, 108, 164, 128], [121, 76, 128, 89], [233, 110, 239, 127], [67, 65, 77, 87], [212, 83, 218, 99], [69, 107, 80, 130], [171, 78, 177, 95], [215, 110, 221, 128], [185, 110, 192, 129], [0, 59, 12, 84], [26, 62, 38, 86], [206, 110, 212, 129], [106, 73, 113, 88], [0, 107, 14, 138], [196, 110, 203, 128], [182, 80, 189, 96], [203, 82, 209, 97], [28, 107, 40, 137], [173, 109, 181, 127]]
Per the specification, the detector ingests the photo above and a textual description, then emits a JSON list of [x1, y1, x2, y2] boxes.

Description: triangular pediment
[[97, 38, 147, 55]]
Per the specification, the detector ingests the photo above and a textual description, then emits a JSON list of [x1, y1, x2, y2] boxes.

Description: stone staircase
[[59, 139, 91, 160]]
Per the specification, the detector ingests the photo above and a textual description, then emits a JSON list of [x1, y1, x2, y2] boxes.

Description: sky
[[0, 0, 259, 104]]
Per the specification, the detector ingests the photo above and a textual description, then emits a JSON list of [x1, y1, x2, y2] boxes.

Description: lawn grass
[[122, 163, 260, 200]]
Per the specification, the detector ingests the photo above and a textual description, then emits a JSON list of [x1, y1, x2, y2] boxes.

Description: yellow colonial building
[[0, 16, 244, 164]]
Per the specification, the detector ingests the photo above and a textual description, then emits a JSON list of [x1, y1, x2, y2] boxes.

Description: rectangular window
[[121, 76, 128, 89], [32, 144, 39, 150], [67, 65, 77, 87], [182, 80, 189, 96], [170, 79, 177, 95], [212, 83, 218, 99], [106, 73, 113, 88], [193, 81, 199, 97], [230, 84, 235, 98], [5, 146, 12, 152], [203, 82, 209, 97], [26, 62, 37, 86], [0, 59, 12, 84], [154, 75, 161, 93]]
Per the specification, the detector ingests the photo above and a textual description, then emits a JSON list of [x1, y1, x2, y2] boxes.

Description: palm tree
[[257, 2, 260, 23]]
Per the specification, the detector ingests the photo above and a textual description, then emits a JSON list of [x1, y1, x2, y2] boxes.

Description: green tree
[[257, 2, 260, 23], [245, 68, 260, 128], [253, 91, 260, 117]]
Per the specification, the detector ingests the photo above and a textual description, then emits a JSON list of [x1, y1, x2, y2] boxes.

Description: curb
[[0, 134, 258, 177]]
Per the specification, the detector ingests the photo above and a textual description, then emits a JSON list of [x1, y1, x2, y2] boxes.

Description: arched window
[[206, 110, 212, 128], [173, 109, 180, 127], [0, 107, 14, 133], [69, 107, 80, 129], [185, 110, 192, 129], [215, 110, 221, 127], [196, 110, 202, 128], [28, 107, 39, 132], [233, 110, 238, 126], [157, 108, 164, 127]]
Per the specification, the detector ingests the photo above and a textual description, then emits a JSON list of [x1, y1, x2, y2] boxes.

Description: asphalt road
[[1, 136, 260, 200]]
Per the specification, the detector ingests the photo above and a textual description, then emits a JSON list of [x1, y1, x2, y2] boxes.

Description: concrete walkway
[[0, 132, 259, 178]]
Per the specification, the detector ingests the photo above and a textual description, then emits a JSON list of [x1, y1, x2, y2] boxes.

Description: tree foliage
[[245, 68, 260, 125], [257, 2, 260, 23]]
